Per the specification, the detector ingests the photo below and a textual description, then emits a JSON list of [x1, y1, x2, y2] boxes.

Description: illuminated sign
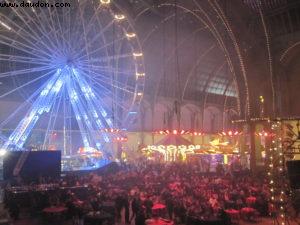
[[142, 145, 204, 161], [143, 144, 201, 152]]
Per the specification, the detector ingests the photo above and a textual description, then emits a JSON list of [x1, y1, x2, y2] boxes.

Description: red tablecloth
[[225, 209, 240, 220], [246, 197, 256, 205], [225, 209, 239, 215], [146, 218, 174, 225], [241, 207, 255, 214], [43, 206, 67, 214], [152, 204, 166, 210]]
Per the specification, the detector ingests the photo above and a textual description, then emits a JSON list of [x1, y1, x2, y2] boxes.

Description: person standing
[[144, 196, 153, 219], [135, 207, 146, 225], [123, 193, 130, 224], [166, 197, 174, 220], [130, 195, 140, 222]]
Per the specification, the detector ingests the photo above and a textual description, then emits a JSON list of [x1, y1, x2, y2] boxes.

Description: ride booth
[[141, 131, 245, 173]]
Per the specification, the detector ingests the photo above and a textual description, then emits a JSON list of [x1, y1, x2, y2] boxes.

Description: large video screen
[[3, 151, 61, 181]]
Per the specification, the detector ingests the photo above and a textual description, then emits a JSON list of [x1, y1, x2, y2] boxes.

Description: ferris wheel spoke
[[76, 1, 95, 74], [77, 66, 136, 94], [0, 98, 37, 129], [0, 34, 52, 61], [81, 69, 135, 93], [77, 69, 133, 109], [76, 36, 127, 61], [75, 2, 108, 43], [45, 89, 64, 148], [74, 20, 115, 59], [79, 63, 135, 77], [57, 0, 71, 51], [82, 69, 135, 94], [92, 77, 135, 94], [20, 8, 58, 47], [68, 1, 91, 52], [94, 89, 130, 114], [80, 53, 133, 65], [1, 10, 57, 58], [33, 7, 64, 54], [0, 65, 55, 78], [0, 69, 56, 99], [70, 68, 126, 127], [0, 76, 56, 129], [0, 14, 40, 49], [85, 81, 134, 111], [16, 7, 63, 57], [92, 10, 114, 71], [0, 53, 50, 66], [61, 2, 74, 53], [84, 83, 129, 116], [66, 77, 109, 146], [51, 2, 71, 54], [42, 92, 60, 150], [19, 7, 63, 55]]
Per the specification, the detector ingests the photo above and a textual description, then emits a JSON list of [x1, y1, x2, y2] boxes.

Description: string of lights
[[269, 121, 288, 225]]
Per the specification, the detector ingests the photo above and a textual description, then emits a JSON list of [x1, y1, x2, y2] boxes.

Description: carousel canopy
[[155, 134, 192, 146]]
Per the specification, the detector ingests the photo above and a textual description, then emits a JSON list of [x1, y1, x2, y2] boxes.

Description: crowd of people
[[3, 160, 274, 225]]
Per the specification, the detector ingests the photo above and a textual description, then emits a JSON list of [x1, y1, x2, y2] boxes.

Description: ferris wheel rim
[[0, 0, 145, 128]]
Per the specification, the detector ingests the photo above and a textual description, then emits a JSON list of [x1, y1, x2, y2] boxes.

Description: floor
[[7, 216, 300, 225], [2, 205, 299, 225]]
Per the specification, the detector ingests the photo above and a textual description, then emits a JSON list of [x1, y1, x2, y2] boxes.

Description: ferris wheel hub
[[65, 58, 74, 67]]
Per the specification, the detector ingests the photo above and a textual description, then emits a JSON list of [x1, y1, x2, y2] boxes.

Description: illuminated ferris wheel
[[0, 0, 145, 156]]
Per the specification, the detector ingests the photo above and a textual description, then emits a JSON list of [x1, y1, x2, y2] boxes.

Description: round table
[[43, 206, 67, 214], [152, 204, 166, 210], [225, 209, 240, 221], [152, 203, 166, 217], [246, 196, 256, 205], [241, 207, 256, 221], [146, 218, 174, 225]]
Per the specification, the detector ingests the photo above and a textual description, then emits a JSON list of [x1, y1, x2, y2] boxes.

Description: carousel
[[141, 130, 245, 169]]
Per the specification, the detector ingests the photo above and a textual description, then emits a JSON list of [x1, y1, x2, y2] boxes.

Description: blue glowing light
[[2, 67, 113, 154]]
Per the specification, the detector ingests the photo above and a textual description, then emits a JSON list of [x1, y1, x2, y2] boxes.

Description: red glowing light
[[102, 128, 120, 133], [220, 131, 241, 136], [114, 137, 128, 142], [154, 129, 191, 135], [191, 132, 203, 136], [256, 131, 274, 137]]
